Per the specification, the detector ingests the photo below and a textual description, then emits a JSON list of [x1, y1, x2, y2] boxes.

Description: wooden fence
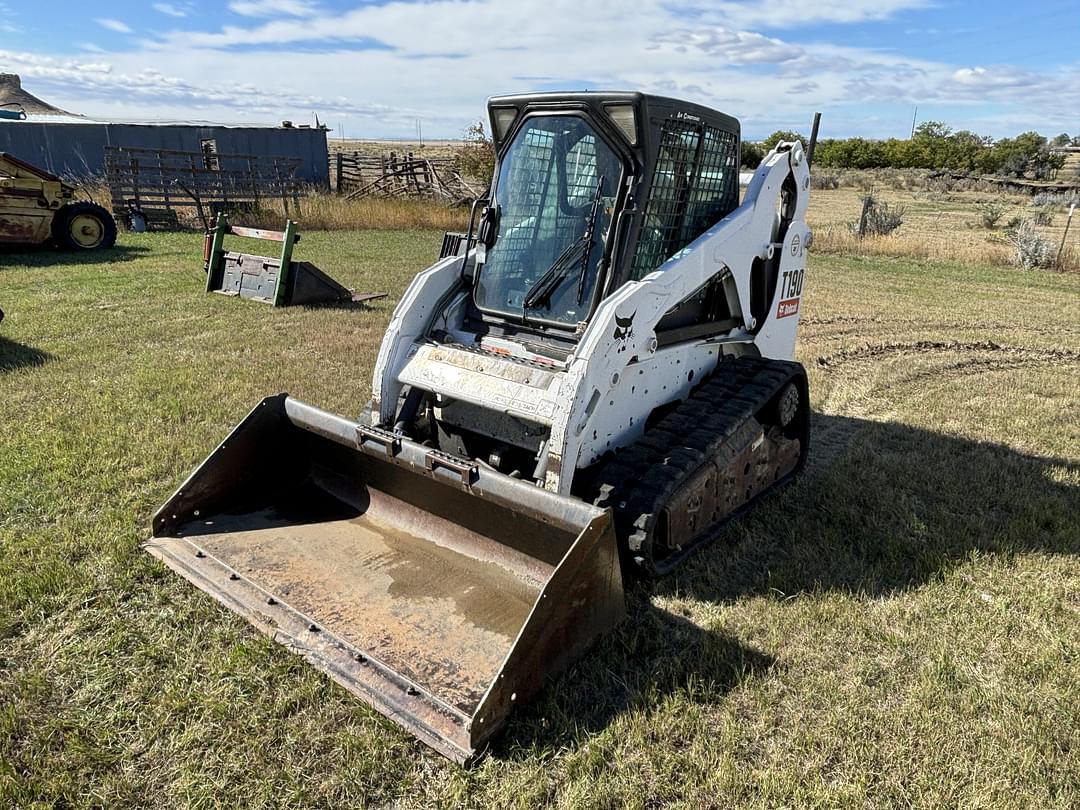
[[332, 151, 480, 203], [105, 146, 304, 229]]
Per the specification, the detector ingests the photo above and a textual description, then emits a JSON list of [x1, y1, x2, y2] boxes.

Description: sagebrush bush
[[811, 173, 840, 190], [978, 201, 1007, 229], [1007, 220, 1055, 269], [851, 195, 905, 237], [1032, 191, 1080, 208], [1029, 204, 1055, 226]]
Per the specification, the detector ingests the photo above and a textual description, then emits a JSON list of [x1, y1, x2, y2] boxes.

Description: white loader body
[[374, 141, 811, 495]]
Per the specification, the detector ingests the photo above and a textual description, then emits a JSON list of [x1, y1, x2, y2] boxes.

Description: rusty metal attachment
[[145, 395, 624, 762], [0, 152, 117, 249], [203, 215, 386, 307]]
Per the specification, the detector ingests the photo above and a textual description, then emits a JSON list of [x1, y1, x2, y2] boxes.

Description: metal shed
[[0, 116, 329, 185]]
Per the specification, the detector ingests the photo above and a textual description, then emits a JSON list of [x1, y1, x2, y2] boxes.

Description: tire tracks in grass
[[805, 339, 1080, 476], [815, 339, 1080, 371], [802, 314, 1080, 333]]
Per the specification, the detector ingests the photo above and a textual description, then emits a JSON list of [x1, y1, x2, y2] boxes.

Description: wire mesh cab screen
[[631, 116, 739, 280]]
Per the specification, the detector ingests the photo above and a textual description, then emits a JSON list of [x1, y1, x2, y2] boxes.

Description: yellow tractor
[[0, 152, 116, 250]]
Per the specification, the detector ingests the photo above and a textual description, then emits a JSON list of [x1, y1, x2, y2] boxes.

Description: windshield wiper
[[523, 178, 604, 311]]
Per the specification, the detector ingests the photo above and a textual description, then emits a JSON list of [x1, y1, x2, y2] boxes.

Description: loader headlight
[[604, 104, 638, 146], [492, 107, 518, 143]]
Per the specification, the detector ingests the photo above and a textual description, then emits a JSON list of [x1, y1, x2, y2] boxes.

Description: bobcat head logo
[[613, 310, 636, 342]]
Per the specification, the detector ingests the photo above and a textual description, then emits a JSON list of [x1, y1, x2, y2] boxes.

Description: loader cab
[[466, 92, 742, 349]]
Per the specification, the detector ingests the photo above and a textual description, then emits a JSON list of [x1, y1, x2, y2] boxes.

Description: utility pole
[[910, 106, 918, 138]]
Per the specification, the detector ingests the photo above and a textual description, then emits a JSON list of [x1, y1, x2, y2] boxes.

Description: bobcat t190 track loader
[[146, 92, 816, 762]]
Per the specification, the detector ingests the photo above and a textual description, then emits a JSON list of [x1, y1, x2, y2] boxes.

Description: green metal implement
[[203, 214, 384, 307]]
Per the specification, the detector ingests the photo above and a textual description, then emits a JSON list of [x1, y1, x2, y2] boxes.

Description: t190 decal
[[776, 267, 804, 318]]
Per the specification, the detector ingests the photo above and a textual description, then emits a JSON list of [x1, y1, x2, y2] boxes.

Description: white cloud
[[675, 0, 932, 29], [96, 18, 133, 34], [9, 0, 1078, 139], [651, 27, 804, 64], [0, 2, 18, 33], [228, 0, 319, 17], [951, 66, 1040, 91], [152, 3, 189, 17], [0, 48, 417, 124]]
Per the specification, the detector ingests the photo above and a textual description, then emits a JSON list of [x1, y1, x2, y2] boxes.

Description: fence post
[[335, 152, 344, 194], [857, 196, 873, 238], [1057, 203, 1075, 267]]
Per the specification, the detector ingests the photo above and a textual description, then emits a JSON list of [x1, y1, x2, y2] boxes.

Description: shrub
[[1030, 204, 1055, 226], [1032, 191, 1080, 207], [762, 130, 804, 151], [978, 201, 1007, 229], [456, 121, 495, 184], [1007, 220, 1055, 269], [741, 141, 766, 168], [811, 172, 840, 190], [851, 195, 905, 237]]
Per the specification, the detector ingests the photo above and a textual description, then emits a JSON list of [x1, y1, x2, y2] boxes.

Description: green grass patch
[[2, 234, 1078, 808]]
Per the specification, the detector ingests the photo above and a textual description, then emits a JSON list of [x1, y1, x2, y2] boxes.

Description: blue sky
[[2, 0, 1078, 140]]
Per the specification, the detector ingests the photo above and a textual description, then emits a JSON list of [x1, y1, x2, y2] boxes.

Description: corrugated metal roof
[[18, 113, 322, 130]]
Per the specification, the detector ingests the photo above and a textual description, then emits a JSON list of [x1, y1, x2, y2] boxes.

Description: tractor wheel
[[53, 202, 117, 251]]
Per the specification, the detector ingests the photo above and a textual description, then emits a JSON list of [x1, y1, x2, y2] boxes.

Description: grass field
[[808, 186, 1079, 271], [2, 227, 1079, 808]]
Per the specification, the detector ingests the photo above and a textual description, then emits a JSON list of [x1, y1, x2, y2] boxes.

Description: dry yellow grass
[[808, 187, 1079, 272], [328, 138, 463, 161], [257, 193, 469, 231], [81, 183, 469, 232]]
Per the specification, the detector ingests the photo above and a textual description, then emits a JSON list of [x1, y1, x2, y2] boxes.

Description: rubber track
[[591, 356, 807, 577]]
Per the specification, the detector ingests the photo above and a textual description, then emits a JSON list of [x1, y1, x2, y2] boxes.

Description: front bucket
[[146, 395, 624, 762]]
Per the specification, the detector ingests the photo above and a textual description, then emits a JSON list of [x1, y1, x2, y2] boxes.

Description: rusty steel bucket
[[145, 395, 624, 762]]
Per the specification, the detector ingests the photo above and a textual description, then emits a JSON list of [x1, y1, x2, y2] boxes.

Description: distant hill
[[0, 74, 79, 117]]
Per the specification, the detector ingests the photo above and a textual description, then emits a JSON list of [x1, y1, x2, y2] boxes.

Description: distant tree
[[993, 131, 1061, 179], [792, 123, 1065, 175], [1051, 133, 1071, 147], [914, 121, 952, 139], [944, 130, 992, 171], [457, 121, 496, 183], [883, 137, 927, 168], [740, 141, 765, 168], [761, 130, 804, 151]]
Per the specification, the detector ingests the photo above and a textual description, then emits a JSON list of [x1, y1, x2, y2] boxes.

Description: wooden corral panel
[[332, 150, 480, 203], [105, 146, 304, 229]]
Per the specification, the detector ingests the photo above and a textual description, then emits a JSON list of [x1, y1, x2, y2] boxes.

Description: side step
[[145, 395, 624, 762]]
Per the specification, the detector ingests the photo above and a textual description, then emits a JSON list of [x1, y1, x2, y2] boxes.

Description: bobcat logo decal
[[613, 310, 636, 342]]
